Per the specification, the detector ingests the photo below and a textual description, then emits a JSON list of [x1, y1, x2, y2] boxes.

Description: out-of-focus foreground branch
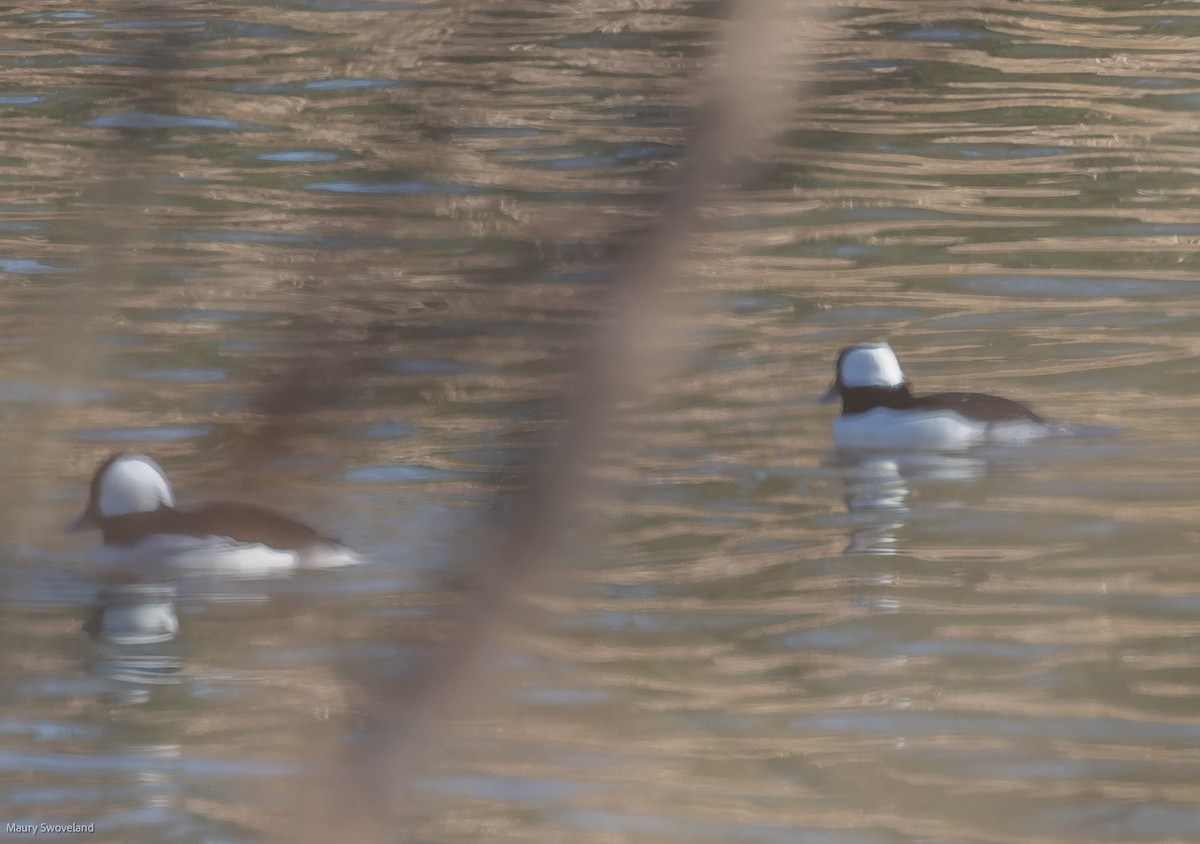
[[295, 0, 813, 839]]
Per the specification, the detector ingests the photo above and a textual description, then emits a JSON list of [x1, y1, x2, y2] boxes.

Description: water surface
[[2, 2, 1200, 843]]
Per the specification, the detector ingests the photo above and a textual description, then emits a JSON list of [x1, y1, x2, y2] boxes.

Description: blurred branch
[[295, 0, 810, 837]]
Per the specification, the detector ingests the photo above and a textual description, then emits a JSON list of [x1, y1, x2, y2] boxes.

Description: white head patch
[[840, 343, 906, 388], [97, 454, 175, 517]]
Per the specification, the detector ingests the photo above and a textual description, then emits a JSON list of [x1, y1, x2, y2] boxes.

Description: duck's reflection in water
[[86, 582, 182, 705], [86, 583, 179, 646], [833, 451, 986, 555]]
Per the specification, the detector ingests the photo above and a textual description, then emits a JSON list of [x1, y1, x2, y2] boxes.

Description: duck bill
[[65, 511, 95, 533], [819, 382, 840, 404]]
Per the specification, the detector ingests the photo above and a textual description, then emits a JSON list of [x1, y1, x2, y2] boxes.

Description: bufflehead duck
[[67, 453, 361, 572], [820, 342, 1057, 450]]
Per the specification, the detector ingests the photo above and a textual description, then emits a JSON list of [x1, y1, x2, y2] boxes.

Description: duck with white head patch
[[820, 342, 1061, 451], [67, 453, 362, 573]]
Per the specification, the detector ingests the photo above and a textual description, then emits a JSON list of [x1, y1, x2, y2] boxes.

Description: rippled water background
[[3, 1, 1200, 842]]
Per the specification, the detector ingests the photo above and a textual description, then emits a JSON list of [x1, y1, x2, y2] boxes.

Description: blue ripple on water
[[257, 150, 341, 162], [87, 111, 274, 132], [0, 748, 297, 778], [389, 358, 484, 375], [0, 719, 105, 742], [287, 0, 428, 9], [176, 229, 398, 249], [561, 810, 877, 844], [71, 425, 211, 443], [959, 275, 1185, 297], [898, 26, 991, 42], [0, 259, 76, 274], [132, 368, 227, 383], [304, 180, 483, 195], [235, 78, 416, 94], [343, 464, 466, 483], [304, 77, 412, 90], [792, 711, 1200, 743], [876, 142, 1067, 160], [355, 421, 421, 439], [102, 19, 205, 30], [147, 308, 270, 324], [0, 382, 110, 404], [422, 775, 594, 803]]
